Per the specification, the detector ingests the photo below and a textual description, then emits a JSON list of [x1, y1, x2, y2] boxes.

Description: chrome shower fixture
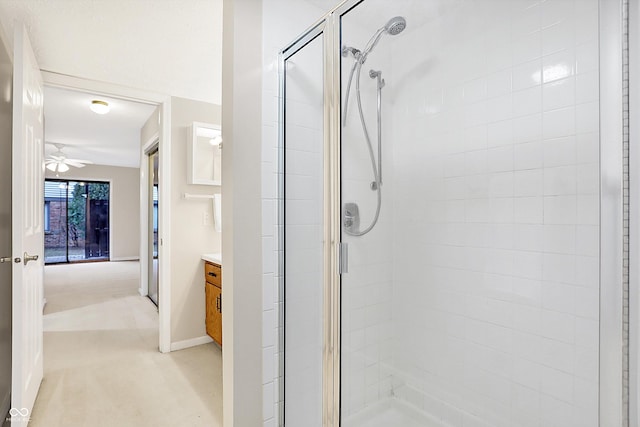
[[359, 16, 407, 64], [342, 16, 407, 237], [342, 46, 361, 58], [385, 16, 407, 35], [369, 69, 385, 89]]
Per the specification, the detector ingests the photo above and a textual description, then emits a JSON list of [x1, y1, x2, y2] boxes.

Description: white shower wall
[[386, 1, 600, 427]]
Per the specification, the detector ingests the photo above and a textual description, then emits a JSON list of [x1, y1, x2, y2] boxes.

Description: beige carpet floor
[[29, 261, 222, 427]]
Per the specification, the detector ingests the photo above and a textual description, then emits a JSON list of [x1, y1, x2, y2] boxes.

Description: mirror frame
[[188, 121, 222, 186]]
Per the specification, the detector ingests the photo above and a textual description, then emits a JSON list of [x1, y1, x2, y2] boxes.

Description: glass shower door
[[282, 30, 325, 427], [339, 1, 601, 426]]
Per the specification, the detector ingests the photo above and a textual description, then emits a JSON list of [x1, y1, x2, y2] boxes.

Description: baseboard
[[110, 256, 140, 262], [170, 335, 213, 352]]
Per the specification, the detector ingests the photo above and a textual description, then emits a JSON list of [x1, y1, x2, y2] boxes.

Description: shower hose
[[343, 58, 382, 237]]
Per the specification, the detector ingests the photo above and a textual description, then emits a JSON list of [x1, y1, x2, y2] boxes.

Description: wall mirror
[[189, 122, 222, 186]]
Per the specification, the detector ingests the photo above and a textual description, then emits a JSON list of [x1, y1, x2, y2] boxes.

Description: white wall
[[45, 164, 141, 261], [169, 97, 221, 343], [139, 98, 221, 346], [141, 105, 160, 147], [222, 1, 265, 425]]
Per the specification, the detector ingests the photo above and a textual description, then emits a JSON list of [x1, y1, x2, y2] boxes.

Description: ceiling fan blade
[[64, 158, 93, 164], [48, 155, 65, 161], [64, 160, 88, 168]]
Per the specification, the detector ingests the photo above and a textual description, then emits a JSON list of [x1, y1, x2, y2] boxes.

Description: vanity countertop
[[202, 253, 222, 265]]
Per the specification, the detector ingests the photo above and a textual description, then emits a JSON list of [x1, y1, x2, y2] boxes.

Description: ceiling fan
[[45, 143, 93, 173]]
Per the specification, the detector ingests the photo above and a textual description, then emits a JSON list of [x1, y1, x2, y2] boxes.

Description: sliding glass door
[[44, 179, 110, 264]]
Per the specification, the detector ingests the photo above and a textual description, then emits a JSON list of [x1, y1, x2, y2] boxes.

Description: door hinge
[[339, 242, 348, 274]]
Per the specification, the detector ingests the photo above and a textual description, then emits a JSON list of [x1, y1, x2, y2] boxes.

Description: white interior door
[[11, 24, 44, 424]]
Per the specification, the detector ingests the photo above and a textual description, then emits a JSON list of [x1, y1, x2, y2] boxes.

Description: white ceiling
[[0, 0, 222, 169], [44, 87, 156, 168], [0, 0, 222, 105]]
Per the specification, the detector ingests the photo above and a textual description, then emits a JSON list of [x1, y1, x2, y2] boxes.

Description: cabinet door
[[206, 282, 222, 346]]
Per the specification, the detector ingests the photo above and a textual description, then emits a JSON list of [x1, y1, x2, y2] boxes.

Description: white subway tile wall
[[383, 0, 600, 426], [282, 32, 325, 424]]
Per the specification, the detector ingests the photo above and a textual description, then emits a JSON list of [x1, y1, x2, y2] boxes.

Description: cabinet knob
[[208, 272, 217, 277]]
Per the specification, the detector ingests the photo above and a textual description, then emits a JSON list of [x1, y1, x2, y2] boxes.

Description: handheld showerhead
[[385, 16, 406, 36], [359, 16, 407, 64]]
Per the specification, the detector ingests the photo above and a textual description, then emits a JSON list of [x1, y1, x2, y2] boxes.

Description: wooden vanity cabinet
[[205, 262, 222, 346]]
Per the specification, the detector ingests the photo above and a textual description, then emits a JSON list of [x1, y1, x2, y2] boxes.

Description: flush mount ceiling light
[[90, 100, 110, 114]]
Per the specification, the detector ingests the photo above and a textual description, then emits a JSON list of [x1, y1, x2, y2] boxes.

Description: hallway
[[30, 261, 222, 427]]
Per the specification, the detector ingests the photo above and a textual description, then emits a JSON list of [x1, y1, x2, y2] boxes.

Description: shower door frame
[[279, 13, 342, 426], [278, 0, 626, 426], [600, 0, 625, 425]]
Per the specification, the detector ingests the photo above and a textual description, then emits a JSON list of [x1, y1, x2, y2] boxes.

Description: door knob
[[23, 253, 39, 265]]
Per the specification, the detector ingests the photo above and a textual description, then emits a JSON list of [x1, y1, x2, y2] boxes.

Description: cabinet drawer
[[205, 262, 222, 287]]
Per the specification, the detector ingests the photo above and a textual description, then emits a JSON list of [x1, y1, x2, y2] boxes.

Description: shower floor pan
[[342, 398, 443, 427]]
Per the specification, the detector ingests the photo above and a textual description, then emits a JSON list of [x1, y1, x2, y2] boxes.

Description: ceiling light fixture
[[90, 100, 110, 114]]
